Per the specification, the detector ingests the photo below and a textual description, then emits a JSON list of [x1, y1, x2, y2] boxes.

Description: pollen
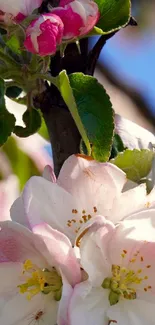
[[102, 250, 152, 305], [18, 260, 62, 301], [141, 256, 144, 262], [93, 206, 97, 213]]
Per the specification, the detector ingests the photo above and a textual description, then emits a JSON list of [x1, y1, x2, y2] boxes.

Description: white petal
[[58, 155, 126, 217], [69, 281, 109, 325], [0, 260, 58, 325], [10, 196, 30, 228], [108, 210, 155, 299], [107, 298, 155, 325], [115, 114, 155, 150], [78, 216, 115, 286], [110, 184, 147, 223], [43, 165, 56, 182], [33, 223, 81, 286], [23, 176, 81, 242], [58, 274, 73, 325]]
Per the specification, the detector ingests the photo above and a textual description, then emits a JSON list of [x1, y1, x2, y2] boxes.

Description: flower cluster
[[0, 0, 99, 56], [1, 119, 155, 325]]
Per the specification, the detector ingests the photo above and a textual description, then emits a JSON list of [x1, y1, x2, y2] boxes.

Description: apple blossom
[[115, 114, 155, 150], [69, 212, 155, 325], [0, 220, 81, 325], [50, 0, 99, 39], [10, 154, 152, 243], [24, 13, 64, 56], [0, 0, 43, 23]]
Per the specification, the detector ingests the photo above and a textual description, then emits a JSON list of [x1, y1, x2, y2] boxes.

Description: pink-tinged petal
[[0, 0, 42, 21], [58, 155, 126, 217], [69, 281, 109, 325], [10, 196, 30, 229], [0, 221, 43, 265], [107, 298, 155, 325], [0, 175, 19, 222], [52, 4, 84, 39], [0, 262, 22, 294], [43, 165, 56, 183], [52, 0, 99, 38], [107, 210, 155, 300], [24, 14, 64, 56], [110, 183, 147, 223], [58, 274, 73, 325], [33, 222, 81, 286], [58, 155, 126, 197], [78, 216, 115, 286], [23, 176, 81, 242], [115, 114, 155, 150]]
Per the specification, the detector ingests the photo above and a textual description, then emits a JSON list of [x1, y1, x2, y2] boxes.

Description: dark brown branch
[[86, 16, 137, 76], [86, 32, 116, 75], [35, 40, 88, 176]]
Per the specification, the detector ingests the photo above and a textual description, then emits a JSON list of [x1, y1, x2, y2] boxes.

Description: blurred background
[[94, 0, 155, 131], [0, 0, 154, 219]]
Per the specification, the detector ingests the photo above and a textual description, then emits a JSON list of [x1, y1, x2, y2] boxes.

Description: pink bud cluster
[[24, 0, 99, 56], [0, 0, 99, 56]]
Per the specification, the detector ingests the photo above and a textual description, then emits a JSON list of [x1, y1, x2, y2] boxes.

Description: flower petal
[[33, 222, 81, 286], [58, 274, 73, 325], [58, 155, 126, 196], [10, 196, 30, 228], [78, 216, 115, 286], [69, 281, 109, 325], [43, 165, 56, 183], [107, 210, 155, 300], [115, 114, 155, 150], [107, 298, 155, 325], [110, 183, 147, 223], [22, 176, 80, 242], [0, 261, 57, 325], [0, 221, 43, 265], [58, 155, 126, 217]]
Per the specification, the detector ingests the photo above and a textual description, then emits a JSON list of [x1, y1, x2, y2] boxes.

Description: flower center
[[18, 259, 62, 301], [102, 249, 152, 305]]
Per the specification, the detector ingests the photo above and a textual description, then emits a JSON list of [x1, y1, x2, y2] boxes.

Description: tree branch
[[36, 40, 88, 176]]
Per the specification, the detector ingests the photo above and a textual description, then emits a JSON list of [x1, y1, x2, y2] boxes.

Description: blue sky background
[[98, 28, 155, 112]]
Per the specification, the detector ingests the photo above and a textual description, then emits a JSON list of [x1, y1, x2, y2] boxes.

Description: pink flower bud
[[24, 13, 64, 56], [51, 0, 99, 39], [0, 0, 43, 23]]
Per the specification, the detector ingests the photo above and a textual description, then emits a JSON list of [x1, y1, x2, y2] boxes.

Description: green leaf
[[69, 73, 114, 161], [0, 79, 16, 146], [110, 149, 154, 182], [110, 133, 126, 159], [58, 70, 91, 155], [2, 137, 40, 190], [14, 108, 42, 137], [96, 0, 131, 32], [6, 35, 21, 54]]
